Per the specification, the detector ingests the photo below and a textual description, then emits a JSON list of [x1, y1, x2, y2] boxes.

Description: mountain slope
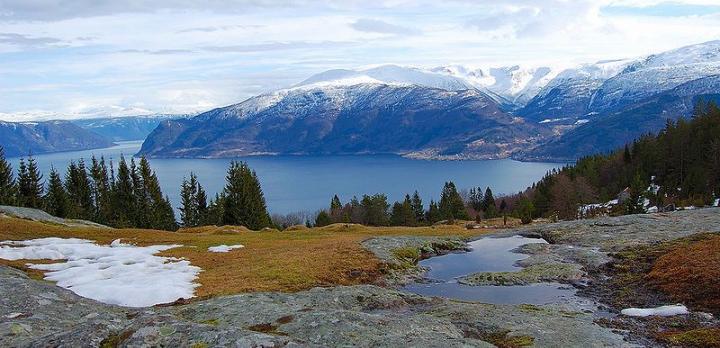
[[73, 114, 186, 141], [0, 120, 113, 157], [522, 75, 720, 161], [139, 83, 546, 160]]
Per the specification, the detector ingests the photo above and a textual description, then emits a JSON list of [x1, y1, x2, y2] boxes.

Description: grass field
[[0, 215, 519, 297]]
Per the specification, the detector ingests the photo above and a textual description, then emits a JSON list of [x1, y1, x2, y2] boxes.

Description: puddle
[[401, 235, 578, 305]]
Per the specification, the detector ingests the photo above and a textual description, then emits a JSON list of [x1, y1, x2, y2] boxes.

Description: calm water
[[403, 236, 577, 305], [7, 141, 562, 214]]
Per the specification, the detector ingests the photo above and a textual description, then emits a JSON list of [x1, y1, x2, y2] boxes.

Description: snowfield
[[208, 244, 245, 253], [621, 304, 689, 317], [0, 238, 200, 307]]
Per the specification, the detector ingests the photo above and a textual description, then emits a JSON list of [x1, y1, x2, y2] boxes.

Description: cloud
[[202, 41, 356, 53], [0, 32, 62, 48], [176, 24, 264, 34], [350, 19, 420, 36]]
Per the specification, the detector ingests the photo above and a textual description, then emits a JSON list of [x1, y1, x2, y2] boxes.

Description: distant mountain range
[[0, 120, 113, 157], [0, 115, 189, 157], [72, 114, 188, 141], [139, 40, 720, 161]]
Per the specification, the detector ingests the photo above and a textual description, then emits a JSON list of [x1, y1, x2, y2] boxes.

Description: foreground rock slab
[[0, 265, 628, 347]]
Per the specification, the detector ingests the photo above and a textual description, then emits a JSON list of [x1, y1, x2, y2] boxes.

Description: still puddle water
[[402, 235, 577, 305]]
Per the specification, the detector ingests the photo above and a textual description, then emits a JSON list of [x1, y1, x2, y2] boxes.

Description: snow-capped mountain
[[140, 40, 720, 161], [140, 82, 547, 160], [431, 65, 562, 105], [589, 40, 720, 112], [295, 65, 475, 92], [73, 114, 189, 141]]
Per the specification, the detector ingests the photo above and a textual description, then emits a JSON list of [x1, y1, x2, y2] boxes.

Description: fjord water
[[8, 141, 562, 214], [403, 236, 577, 304]]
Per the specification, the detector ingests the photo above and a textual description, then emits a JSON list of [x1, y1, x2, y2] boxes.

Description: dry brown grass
[[647, 234, 720, 314], [0, 215, 506, 297]]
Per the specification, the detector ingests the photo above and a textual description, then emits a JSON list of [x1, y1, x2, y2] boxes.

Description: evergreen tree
[[410, 191, 424, 223], [439, 181, 468, 221], [626, 172, 647, 215], [390, 195, 416, 226], [89, 156, 112, 223], [65, 160, 94, 220], [111, 156, 135, 227], [44, 167, 69, 218], [468, 187, 484, 212], [331, 195, 342, 211], [516, 196, 535, 224], [206, 193, 225, 226], [426, 199, 441, 223], [196, 181, 208, 226], [0, 146, 16, 205], [222, 161, 271, 230], [17, 156, 44, 208], [315, 210, 332, 227], [360, 194, 390, 226], [179, 173, 200, 227], [482, 187, 497, 218], [138, 157, 177, 231]]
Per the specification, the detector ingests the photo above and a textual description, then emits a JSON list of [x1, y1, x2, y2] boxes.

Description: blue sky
[[1, 0, 719, 120]]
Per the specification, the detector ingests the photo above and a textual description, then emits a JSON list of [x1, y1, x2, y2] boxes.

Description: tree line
[[310, 182, 507, 228], [508, 101, 720, 221]]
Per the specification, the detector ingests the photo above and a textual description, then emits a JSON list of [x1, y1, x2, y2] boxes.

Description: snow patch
[[621, 304, 689, 317], [208, 244, 245, 253], [714, 198, 719, 207], [0, 238, 200, 307]]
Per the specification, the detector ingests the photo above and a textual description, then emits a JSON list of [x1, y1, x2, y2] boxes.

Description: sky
[[1, 0, 720, 121]]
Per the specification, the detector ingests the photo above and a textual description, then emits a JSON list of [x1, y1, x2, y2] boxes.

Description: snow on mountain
[[432, 65, 563, 105], [590, 40, 720, 111], [296, 65, 475, 91]]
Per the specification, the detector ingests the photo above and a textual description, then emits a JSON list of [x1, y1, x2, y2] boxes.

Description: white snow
[[621, 304, 689, 317], [208, 244, 245, 253], [714, 198, 719, 207], [0, 238, 200, 307]]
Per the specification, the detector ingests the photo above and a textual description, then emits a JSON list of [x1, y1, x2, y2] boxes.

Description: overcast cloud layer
[[1, 0, 720, 121]]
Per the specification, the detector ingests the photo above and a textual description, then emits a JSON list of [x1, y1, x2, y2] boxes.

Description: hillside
[[139, 83, 547, 160], [73, 114, 186, 141], [0, 120, 113, 157]]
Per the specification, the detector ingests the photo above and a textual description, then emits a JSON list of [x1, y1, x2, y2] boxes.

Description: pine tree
[[17, 156, 44, 208], [426, 199, 441, 223], [111, 155, 135, 227], [439, 181, 468, 221], [0, 146, 16, 205], [44, 167, 69, 218], [482, 187, 497, 218], [410, 191, 424, 223], [196, 180, 208, 226], [138, 157, 177, 231], [131, 158, 148, 228], [89, 156, 112, 223], [222, 161, 271, 230], [315, 210, 332, 227], [390, 195, 415, 226], [360, 194, 390, 226], [65, 160, 94, 220], [180, 173, 199, 227]]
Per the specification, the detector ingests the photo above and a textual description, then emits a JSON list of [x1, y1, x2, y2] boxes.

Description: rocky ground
[[2, 208, 720, 347]]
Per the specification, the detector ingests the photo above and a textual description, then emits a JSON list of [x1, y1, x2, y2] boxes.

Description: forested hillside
[[519, 102, 720, 220]]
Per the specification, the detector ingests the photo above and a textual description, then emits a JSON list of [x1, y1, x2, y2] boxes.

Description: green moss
[[482, 330, 535, 348], [99, 330, 134, 348], [200, 318, 219, 326], [190, 343, 209, 348], [517, 304, 541, 312], [392, 247, 421, 268], [663, 328, 720, 347]]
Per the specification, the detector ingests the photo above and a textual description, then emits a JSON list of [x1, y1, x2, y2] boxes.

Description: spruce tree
[[439, 181, 468, 221], [410, 191, 424, 223], [111, 156, 135, 227], [17, 156, 44, 209], [65, 160, 94, 220], [180, 173, 199, 227], [138, 157, 177, 230], [390, 195, 415, 226], [0, 146, 16, 205], [89, 156, 112, 223], [44, 168, 69, 218], [482, 187, 497, 218], [315, 210, 331, 227], [196, 180, 208, 226], [426, 200, 441, 223], [221, 161, 271, 230]]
